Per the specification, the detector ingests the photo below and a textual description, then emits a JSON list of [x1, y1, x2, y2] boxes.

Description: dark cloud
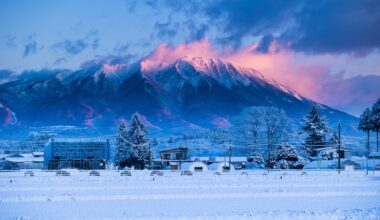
[[54, 57, 68, 66], [113, 44, 130, 55], [204, 0, 299, 48], [4, 35, 17, 48], [156, 0, 380, 54], [52, 31, 99, 55], [23, 40, 38, 57], [184, 20, 209, 41], [154, 20, 180, 39], [281, 0, 380, 55], [255, 34, 275, 53]]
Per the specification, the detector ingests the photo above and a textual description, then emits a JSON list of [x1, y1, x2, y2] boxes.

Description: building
[[44, 138, 110, 170], [180, 161, 208, 172], [4, 152, 44, 169], [208, 162, 235, 172], [215, 157, 247, 169], [157, 147, 189, 170]]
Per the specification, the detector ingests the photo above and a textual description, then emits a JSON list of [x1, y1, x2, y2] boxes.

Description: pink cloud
[[210, 115, 231, 129], [141, 38, 218, 72]]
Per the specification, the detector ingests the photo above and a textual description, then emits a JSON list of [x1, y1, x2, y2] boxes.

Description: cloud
[[3, 35, 17, 48], [23, 39, 38, 57], [52, 31, 99, 55], [203, 0, 299, 48], [184, 20, 209, 41], [141, 38, 218, 71], [319, 75, 380, 116], [157, 0, 380, 55], [281, 0, 380, 55], [153, 19, 180, 39]]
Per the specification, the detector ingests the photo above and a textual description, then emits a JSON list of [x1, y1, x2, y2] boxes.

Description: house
[[181, 161, 208, 172], [5, 153, 44, 169], [208, 162, 235, 172], [44, 138, 110, 170], [215, 157, 247, 169], [158, 147, 189, 170], [0, 160, 19, 170]]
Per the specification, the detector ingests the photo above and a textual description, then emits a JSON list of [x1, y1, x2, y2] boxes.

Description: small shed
[[181, 161, 208, 172], [208, 162, 235, 172]]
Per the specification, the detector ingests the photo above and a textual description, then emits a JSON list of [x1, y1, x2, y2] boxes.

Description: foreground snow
[[1, 170, 380, 220]]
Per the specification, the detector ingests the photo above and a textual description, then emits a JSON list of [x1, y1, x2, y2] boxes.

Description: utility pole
[[338, 121, 341, 173], [228, 140, 232, 170], [178, 146, 182, 172]]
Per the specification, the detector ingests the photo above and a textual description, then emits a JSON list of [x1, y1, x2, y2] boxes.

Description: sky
[[0, 0, 379, 116]]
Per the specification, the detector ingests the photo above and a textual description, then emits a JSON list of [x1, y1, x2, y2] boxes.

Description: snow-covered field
[[1, 170, 380, 220]]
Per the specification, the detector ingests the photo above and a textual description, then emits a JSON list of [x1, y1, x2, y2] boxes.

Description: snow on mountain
[[0, 56, 358, 137]]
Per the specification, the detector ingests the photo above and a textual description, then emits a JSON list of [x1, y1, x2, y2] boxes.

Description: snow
[[215, 157, 247, 162], [1, 170, 380, 219]]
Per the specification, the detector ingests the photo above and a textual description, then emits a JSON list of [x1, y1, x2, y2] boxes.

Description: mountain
[[0, 57, 358, 138]]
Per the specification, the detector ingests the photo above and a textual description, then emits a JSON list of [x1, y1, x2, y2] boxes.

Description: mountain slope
[[0, 57, 358, 137]]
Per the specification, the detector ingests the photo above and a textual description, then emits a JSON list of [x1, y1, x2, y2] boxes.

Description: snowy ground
[[1, 170, 380, 220]]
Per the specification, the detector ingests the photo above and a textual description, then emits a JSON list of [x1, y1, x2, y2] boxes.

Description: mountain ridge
[[0, 57, 358, 138]]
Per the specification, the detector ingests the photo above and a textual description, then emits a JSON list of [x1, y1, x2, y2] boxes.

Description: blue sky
[[0, 0, 379, 115]]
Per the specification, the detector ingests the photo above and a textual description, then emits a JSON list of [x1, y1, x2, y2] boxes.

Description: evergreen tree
[[371, 98, 380, 151], [300, 105, 330, 156], [127, 113, 151, 169], [115, 121, 131, 169], [359, 108, 373, 153]]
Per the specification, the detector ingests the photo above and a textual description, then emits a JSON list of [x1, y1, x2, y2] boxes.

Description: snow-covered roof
[[181, 161, 208, 170], [303, 159, 345, 169], [32, 152, 44, 156], [208, 162, 235, 171], [215, 157, 247, 162], [5, 157, 43, 163], [160, 147, 188, 153], [20, 153, 34, 158], [190, 156, 209, 161]]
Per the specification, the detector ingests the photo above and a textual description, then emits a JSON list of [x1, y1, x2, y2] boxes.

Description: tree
[[127, 113, 151, 169], [238, 107, 263, 148], [262, 107, 292, 167], [274, 143, 305, 169], [115, 121, 132, 168], [300, 105, 330, 157], [359, 108, 373, 154], [371, 98, 380, 151]]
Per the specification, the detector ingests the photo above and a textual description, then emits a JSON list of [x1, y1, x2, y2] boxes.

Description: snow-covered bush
[[318, 148, 338, 160], [273, 143, 307, 169], [275, 143, 298, 162], [248, 152, 265, 164]]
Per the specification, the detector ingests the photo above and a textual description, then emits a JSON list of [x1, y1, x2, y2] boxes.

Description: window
[[194, 167, 203, 171]]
